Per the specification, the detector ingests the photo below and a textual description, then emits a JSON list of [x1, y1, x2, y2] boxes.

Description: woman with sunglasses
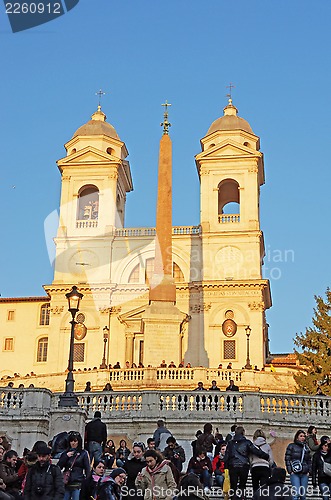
[[123, 442, 146, 500], [312, 437, 331, 500], [135, 449, 176, 500], [58, 431, 90, 500]]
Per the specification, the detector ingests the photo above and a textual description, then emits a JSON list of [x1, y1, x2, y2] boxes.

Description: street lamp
[[245, 325, 252, 370], [59, 285, 84, 407], [100, 326, 109, 369]]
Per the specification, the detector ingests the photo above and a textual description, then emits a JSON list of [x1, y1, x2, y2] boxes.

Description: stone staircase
[[207, 473, 321, 499]]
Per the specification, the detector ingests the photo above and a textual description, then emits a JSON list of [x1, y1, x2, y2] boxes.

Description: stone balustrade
[[76, 219, 98, 228], [1, 388, 330, 454], [114, 226, 201, 237], [218, 214, 240, 223], [2, 366, 296, 393]]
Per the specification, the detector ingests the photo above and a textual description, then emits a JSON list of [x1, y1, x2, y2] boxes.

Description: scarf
[[146, 460, 169, 500]]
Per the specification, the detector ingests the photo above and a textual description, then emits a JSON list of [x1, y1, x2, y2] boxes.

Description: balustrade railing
[[114, 226, 201, 237], [76, 220, 98, 228], [218, 214, 240, 223], [157, 368, 194, 380], [260, 394, 330, 417], [0, 390, 24, 410]]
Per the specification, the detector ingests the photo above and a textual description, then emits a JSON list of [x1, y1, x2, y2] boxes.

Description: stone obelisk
[[142, 102, 187, 366], [149, 101, 176, 303]]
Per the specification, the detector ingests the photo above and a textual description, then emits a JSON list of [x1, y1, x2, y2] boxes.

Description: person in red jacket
[[212, 443, 227, 488]]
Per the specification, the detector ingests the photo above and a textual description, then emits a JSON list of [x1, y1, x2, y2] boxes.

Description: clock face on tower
[[69, 250, 99, 276]]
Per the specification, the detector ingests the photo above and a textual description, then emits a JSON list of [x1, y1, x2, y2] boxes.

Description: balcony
[[76, 220, 98, 228], [218, 214, 240, 223]]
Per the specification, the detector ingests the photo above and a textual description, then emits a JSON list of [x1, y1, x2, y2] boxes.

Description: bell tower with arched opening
[[195, 98, 271, 368], [53, 105, 133, 285]]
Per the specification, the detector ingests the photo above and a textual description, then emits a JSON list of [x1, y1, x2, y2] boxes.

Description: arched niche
[[218, 178, 240, 214], [77, 185, 99, 220]]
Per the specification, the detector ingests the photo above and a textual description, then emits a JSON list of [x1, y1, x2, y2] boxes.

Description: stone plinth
[[142, 302, 186, 366]]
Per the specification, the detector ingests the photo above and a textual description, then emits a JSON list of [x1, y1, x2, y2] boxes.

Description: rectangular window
[[7, 310, 15, 321], [37, 338, 48, 362], [4, 338, 14, 351], [73, 343, 85, 362], [139, 340, 144, 365], [39, 304, 50, 326], [223, 340, 236, 360]]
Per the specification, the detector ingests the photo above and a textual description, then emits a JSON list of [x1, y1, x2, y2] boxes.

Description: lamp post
[[59, 286, 83, 407], [100, 326, 109, 369], [245, 325, 252, 370]]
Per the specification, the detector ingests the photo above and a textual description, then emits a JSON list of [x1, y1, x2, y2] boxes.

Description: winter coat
[[0, 462, 21, 493], [196, 433, 216, 454], [212, 455, 225, 475], [153, 427, 172, 452], [163, 444, 186, 465], [135, 461, 176, 500], [58, 448, 91, 485], [124, 457, 146, 491], [250, 437, 274, 468], [307, 434, 319, 455], [85, 417, 107, 446], [187, 456, 212, 475], [24, 461, 65, 500], [80, 474, 122, 500], [116, 447, 131, 463], [284, 441, 311, 475], [224, 434, 269, 468], [312, 449, 331, 486]]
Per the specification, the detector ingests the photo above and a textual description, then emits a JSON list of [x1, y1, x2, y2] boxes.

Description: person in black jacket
[[312, 439, 331, 500], [123, 442, 146, 500], [253, 467, 291, 500], [85, 411, 107, 464], [24, 443, 65, 500], [284, 429, 311, 500], [58, 431, 90, 500], [224, 426, 269, 499]]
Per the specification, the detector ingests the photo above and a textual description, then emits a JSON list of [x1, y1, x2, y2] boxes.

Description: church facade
[[0, 99, 272, 382]]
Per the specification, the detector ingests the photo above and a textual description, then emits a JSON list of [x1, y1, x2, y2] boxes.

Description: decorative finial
[[161, 100, 172, 135], [226, 82, 235, 105], [95, 89, 106, 110]]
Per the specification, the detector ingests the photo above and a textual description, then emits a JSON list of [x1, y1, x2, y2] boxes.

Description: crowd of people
[[0, 417, 330, 500]]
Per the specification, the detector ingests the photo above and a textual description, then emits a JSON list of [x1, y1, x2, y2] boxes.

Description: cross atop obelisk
[[161, 100, 172, 135]]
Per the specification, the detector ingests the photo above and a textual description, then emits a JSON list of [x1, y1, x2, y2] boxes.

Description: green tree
[[294, 288, 331, 395]]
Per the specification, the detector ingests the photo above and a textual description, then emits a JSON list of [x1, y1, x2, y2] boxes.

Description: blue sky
[[1, 0, 330, 354]]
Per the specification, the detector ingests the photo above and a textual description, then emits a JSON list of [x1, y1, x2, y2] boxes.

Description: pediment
[[196, 140, 261, 161], [58, 146, 119, 166], [118, 304, 148, 325]]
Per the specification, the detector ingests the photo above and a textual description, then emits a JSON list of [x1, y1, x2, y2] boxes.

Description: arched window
[[77, 185, 99, 220], [218, 179, 240, 214], [173, 263, 184, 282], [218, 179, 240, 223], [37, 337, 48, 362], [145, 258, 155, 285], [128, 264, 140, 283], [40, 303, 50, 326]]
